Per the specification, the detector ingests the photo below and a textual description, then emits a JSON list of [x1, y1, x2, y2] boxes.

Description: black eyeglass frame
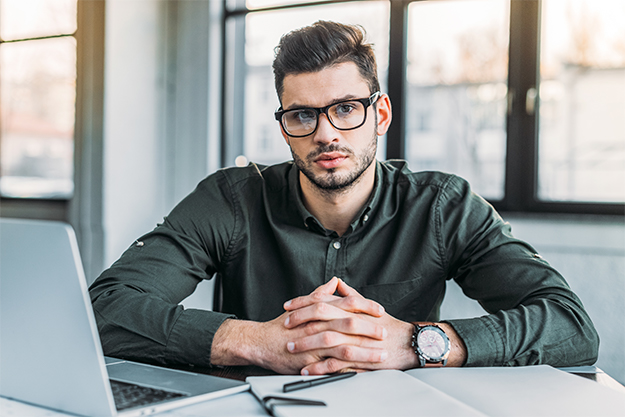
[[274, 91, 381, 138]]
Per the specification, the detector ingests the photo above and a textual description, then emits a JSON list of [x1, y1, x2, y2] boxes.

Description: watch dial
[[418, 329, 446, 359]]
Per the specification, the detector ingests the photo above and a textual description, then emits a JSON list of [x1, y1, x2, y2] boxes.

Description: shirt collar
[[288, 160, 383, 236]]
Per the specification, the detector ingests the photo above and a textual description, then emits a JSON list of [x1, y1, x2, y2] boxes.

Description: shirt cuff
[[166, 309, 236, 367], [444, 316, 505, 367]]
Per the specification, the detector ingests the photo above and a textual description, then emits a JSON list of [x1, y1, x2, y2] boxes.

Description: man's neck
[[299, 163, 376, 237]]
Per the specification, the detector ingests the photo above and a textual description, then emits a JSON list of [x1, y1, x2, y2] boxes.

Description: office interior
[[0, 0, 623, 386]]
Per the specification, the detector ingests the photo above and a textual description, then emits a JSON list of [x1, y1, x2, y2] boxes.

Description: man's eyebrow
[[284, 94, 361, 111]]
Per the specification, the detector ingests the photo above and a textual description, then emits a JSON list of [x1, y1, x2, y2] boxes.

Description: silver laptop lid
[[0, 218, 117, 417]]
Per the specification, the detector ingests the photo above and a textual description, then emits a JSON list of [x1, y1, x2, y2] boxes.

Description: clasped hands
[[273, 276, 418, 375]]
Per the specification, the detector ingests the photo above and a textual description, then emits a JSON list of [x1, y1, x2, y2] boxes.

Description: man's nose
[[313, 113, 339, 144]]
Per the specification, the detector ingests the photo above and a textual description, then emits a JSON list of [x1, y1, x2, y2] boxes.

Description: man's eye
[[287, 110, 316, 124], [334, 103, 358, 117]]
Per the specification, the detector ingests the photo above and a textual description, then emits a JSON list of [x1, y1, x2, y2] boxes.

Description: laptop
[[0, 218, 249, 417]]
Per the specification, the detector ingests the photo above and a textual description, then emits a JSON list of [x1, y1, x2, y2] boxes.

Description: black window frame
[[0, 1, 79, 221], [223, 0, 623, 216]]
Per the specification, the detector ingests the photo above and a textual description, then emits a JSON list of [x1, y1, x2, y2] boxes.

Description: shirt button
[[363, 214, 369, 222], [333, 241, 341, 250]]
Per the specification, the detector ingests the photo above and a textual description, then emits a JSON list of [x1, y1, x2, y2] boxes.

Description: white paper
[[407, 365, 625, 417], [247, 370, 486, 417]]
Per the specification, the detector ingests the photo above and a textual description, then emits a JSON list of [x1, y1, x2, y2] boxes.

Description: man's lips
[[314, 152, 348, 169]]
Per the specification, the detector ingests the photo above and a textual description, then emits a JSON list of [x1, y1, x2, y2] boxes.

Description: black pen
[[283, 371, 357, 393]]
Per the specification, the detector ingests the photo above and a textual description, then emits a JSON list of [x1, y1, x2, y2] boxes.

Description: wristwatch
[[411, 324, 450, 367]]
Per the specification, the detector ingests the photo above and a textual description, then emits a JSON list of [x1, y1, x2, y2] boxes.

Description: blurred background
[[0, 0, 623, 383]]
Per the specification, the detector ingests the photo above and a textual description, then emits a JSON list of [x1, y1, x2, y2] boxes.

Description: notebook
[[247, 366, 625, 417], [0, 218, 249, 417]]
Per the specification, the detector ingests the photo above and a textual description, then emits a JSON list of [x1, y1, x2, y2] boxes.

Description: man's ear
[[279, 124, 291, 147], [375, 93, 393, 136]]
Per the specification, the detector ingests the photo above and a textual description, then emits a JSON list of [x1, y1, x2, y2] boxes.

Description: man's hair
[[272, 20, 380, 103]]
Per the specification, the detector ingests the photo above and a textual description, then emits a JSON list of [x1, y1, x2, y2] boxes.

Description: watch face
[[417, 327, 449, 361]]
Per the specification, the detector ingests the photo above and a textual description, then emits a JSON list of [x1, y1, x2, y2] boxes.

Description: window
[[223, 0, 624, 215], [406, 0, 510, 200], [0, 0, 77, 200], [537, 0, 625, 203]]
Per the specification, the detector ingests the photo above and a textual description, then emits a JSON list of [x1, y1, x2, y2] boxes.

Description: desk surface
[[2, 366, 624, 417], [194, 363, 625, 395]]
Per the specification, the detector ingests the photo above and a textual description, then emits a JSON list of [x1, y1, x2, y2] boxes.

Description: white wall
[[102, 0, 219, 268], [441, 213, 625, 384], [103, 0, 169, 267]]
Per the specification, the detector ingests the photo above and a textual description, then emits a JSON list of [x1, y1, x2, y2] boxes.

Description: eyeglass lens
[[282, 100, 367, 136]]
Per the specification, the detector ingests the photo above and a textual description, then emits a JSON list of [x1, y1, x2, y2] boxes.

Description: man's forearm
[[211, 319, 257, 366], [91, 283, 233, 367], [446, 296, 599, 367]]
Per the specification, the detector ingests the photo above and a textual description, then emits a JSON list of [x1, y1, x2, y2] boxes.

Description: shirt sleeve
[[89, 171, 238, 368], [437, 175, 599, 367]]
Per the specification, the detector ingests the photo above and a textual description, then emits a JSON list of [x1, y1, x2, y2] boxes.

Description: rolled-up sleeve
[[438, 176, 599, 367]]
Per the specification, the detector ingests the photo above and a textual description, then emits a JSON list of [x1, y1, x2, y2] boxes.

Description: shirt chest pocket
[[354, 277, 444, 322]]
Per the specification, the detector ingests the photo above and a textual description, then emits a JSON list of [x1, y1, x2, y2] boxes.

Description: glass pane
[[0, 37, 76, 198], [229, 1, 389, 167], [538, 0, 625, 203], [406, 0, 510, 200], [0, 0, 77, 41]]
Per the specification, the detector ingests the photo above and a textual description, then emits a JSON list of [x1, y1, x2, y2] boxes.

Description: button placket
[[324, 239, 343, 281]]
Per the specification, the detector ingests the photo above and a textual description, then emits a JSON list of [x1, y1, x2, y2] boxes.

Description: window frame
[[0, 1, 79, 221], [223, 0, 623, 216]]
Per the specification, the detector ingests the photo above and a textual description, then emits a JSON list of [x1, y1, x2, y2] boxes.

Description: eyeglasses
[[275, 91, 380, 138]]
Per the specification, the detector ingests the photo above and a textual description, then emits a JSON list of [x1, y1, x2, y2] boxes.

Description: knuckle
[[340, 345, 356, 361], [343, 317, 358, 332], [288, 311, 298, 324], [304, 321, 320, 335], [321, 332, 336, 346], [315, 302, 328, 315], [343, 296, 358, 309], [312, 291, 325, 302], [325, 358, 342, 373], [369, 301, 381, 313]]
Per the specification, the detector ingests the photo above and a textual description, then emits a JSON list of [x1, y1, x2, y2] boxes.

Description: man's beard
[[291, 129, 377, 194]]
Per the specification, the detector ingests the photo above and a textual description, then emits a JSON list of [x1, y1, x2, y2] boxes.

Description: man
[[89, 21, 599, 376]]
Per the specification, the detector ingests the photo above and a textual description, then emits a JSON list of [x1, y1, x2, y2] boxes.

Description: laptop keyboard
[[110, 379, 188, 411]]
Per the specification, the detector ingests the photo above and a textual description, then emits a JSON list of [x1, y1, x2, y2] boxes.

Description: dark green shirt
[[89, 160, 599, 369]]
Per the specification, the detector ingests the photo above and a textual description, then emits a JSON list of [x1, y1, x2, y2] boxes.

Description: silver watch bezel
[[411, 324, 450, 367]]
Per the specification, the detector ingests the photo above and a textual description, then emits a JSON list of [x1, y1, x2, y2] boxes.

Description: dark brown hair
[[272, 21, 380, 103]]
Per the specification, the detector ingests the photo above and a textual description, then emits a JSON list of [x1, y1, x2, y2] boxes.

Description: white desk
[[2, 367, 624, 417]]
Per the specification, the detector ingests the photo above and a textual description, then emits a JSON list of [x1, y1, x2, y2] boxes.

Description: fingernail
[[382, 328, 388, 338], [284, 316, 290, 326], [380, 351, 388, 361], [378, 305, 385, 315], [287, 342, 295, 352], [284, 300, 292, 308], [302, 369, 309, 376]]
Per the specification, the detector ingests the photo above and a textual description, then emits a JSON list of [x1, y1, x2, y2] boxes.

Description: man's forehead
[[280, 62, 370, 108]]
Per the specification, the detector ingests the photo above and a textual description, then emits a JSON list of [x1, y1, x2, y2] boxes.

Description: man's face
[[279, 62, 392, 193]]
